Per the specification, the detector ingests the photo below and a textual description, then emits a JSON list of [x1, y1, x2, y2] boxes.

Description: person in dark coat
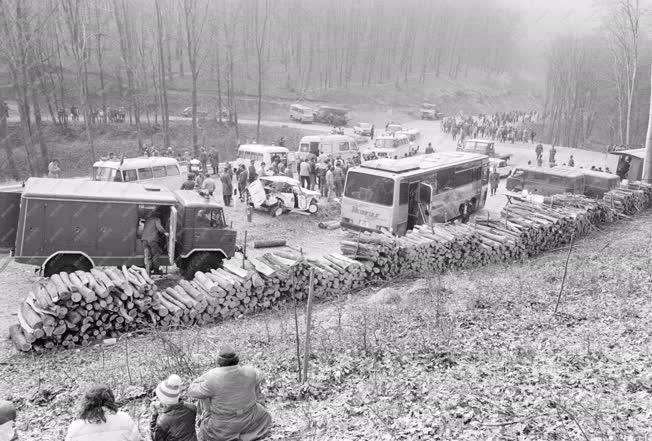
[[489, 169, 500, 196], [220, 170, 234, 207], [237, 165, 249, 201], [247, 160, 258, 184], [150, 374, 197, 441], [181, 174, 196, 190]]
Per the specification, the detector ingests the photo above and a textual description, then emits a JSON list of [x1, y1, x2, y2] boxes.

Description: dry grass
[[1, 212, 650, 440]]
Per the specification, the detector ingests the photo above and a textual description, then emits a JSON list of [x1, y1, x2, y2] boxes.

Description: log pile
[[12, 266, 157, 351], [10, 183, 652, 352]]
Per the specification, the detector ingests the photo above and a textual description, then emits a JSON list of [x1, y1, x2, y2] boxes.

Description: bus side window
[[166, 165, 180, 176], [138, 167, 154, 180], [437, 168, 454, 191], [399, 181, 409, 205], [340, 142, 349, 151], [123, 169, 138, 182], [152, 166, 167, 178]]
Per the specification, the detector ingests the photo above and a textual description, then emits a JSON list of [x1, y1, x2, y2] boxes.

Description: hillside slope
[[0, 211, 649, 440]]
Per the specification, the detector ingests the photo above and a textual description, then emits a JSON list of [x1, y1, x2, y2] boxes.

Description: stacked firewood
[[603, 182, 652, 215], [10, 266, 156, 351]]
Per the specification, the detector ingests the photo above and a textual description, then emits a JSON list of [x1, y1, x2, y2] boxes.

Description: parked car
[[457, 139, 511, 161], [488, 157, 511, 178], [182, 107, 209, 118], [353, 122, 372, 136], [314, 106, 349, 126], [289, 104, 314, 123], [247, 176, 320, 217], [385, 124, 420, 142], [420, 103, 443, 120]]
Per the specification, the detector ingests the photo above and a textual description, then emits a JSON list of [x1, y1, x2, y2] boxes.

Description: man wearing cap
[[0, 400, 17, 441], [187, 345, 271, 441], [150, 374, 197, 441]]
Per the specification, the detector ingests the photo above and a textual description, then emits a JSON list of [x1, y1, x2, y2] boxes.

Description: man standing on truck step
[[142, 209, 169, 275]]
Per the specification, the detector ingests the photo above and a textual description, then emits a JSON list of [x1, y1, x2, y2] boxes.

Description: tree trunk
[[155, 0, 170, 148], [642, 65, 652, 182], [0, 92, 19, 180]]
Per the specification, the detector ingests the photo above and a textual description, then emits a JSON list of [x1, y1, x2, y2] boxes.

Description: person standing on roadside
[[48, 159, 62, 178], [202, 173, 217, 197], [220, 169, 234, 207], [333, 161, 345, 198], [247, 160, 258, 184], [568, 155, 575, 167], [199, 148, 209, 173], [489, 169, 500, 196], [238, 165, 249, 201], [299, 159, 310, 189], [325, 166, 334, 200]]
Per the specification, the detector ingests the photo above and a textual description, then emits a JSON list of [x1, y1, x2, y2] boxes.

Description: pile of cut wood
[[339, 193, 648, 278], [10, 266, 156, 351], [603, 182, 652, 215]]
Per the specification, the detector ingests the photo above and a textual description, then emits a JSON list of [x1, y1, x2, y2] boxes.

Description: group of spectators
[[297, 156, 349, 198], [442, 110, 539, 146], [1, 346, 271, 441]]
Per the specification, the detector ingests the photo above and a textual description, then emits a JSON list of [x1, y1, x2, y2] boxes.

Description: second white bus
[[341, 152, 489, 235]]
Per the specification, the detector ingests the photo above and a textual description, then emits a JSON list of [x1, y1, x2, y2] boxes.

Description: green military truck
[[12, 178, 236, 279]]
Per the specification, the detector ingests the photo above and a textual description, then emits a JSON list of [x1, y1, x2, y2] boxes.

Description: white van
[[232, 144, 290, 173], [298, 134, 358, 161], [92, 156, 183, 189], [289, 104, 314, 123]]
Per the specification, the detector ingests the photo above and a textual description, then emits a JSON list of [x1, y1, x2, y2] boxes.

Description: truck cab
[[13, 178, 236, 279]]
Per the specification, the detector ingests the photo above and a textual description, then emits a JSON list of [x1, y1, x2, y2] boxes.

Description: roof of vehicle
[[22, 178, 178, 205], [609, 148, 646, 159], [375, 133, 410, 141], [93, 156, 179, 169], [238, 144, 289, 154], [356, 152, 487, 176], [555, 166, 620, 180], [260, 175, 301, 185], [357, 122, 371, 126], [464, 139, 494, 144], [514, 165, 584, 178], [299, 134, 355, 143], [290, 103, 313, 109], [317, 105, 349, 113], [172, 189, 224, 208]]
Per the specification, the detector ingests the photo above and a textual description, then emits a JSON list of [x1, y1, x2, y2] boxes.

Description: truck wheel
[[180, 252, 223, 280], [308, 201, 319, 214], [44, 254, 92, 277]]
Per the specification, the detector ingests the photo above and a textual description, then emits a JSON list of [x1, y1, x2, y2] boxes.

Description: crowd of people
[[441, 110, 539, 145], [1, 346, 272, 441]]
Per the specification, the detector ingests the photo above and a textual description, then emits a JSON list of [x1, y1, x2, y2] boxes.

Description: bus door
[[407, 182, 432, 230]]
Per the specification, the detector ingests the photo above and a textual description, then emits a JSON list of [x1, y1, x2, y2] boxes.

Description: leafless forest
[[0, 0, 649, 178]]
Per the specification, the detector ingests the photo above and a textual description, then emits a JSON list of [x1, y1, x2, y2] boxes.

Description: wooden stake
[[302, 268, 315, 383], [242, 230, 247, 269], [291, 270, 302, 383], [554, 234, 574, 314]]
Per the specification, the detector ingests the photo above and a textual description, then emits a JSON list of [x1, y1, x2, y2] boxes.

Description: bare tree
[[181, 0, 209, 156], [155, 0, 170, 147], [601, 0, 641, 146], [253, 0, 269, 142]]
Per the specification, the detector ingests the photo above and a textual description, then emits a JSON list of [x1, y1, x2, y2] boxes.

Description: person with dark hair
[[65, 386, 140, 441], [48, 159, 62, 178], [0, 400, 17, 441], [187, 345, 271, 441], [181, 174, 196, 190], [150, 374, 197, 441]]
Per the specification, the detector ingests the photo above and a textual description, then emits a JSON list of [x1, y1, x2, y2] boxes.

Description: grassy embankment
[[0, 210, 649, 440]]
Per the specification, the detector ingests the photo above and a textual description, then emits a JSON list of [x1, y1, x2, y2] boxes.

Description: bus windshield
[[344, 171, 394, 206]]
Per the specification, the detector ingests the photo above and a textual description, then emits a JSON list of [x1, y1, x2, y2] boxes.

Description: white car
[[354, 122, 372, 136], [247, 176, 320, 217]]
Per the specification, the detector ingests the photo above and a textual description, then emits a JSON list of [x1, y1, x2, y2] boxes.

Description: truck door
[[168, 206, 177, 262]]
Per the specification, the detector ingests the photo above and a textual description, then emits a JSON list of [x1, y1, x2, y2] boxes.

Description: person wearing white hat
[[150, 374, 197, 441], [188, 345, 271, 441]]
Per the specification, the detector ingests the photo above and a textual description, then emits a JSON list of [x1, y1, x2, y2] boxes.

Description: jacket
[[150, 402, 197, 441], [202, 178, 217, 193], [299, 161, 310, 177], [65, 410, 140, 441], [220, 174, 233, 194], [187, 365, 271, 441]]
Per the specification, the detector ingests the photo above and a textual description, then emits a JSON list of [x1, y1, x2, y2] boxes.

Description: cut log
[[9, 324, 31, 352], [253, 239, 287, 248]]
